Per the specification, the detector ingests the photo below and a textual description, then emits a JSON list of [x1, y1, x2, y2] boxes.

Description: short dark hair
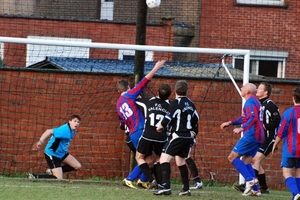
[[260, 82, 272, 97], [69, 114, 81, 121], [293, 87, 300, 103], [175, 80, 188, 96], [158, 83, 171, 100], [117, 79, 129, 93]]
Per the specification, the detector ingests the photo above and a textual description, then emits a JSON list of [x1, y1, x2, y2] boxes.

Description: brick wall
[[0, 17, 173, 68], [200, 0, 300, 78], [0, 68, 297, 189]]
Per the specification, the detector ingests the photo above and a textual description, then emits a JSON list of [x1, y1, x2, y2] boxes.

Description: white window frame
[[26, 36, 91, 67], [0, 42, 3, 60], [118, 50, 153, 61], [236, 0, 285, 6], [0, 42, 4, 67], [233, 50, 288, 78], [100, 0, 114, 20]]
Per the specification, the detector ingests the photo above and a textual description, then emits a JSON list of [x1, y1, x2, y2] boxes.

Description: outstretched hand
[[31, 140, 43, 151], [220, 121, 231, 129], [154, 60, 166, 70]]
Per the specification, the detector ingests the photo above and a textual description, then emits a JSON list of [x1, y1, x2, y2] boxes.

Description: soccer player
[[136, 83, 172, 189], [234, 82, 280, 194], [220, 83, 264, 196], [272, 87, 300, 200], [154, 80, 200, 196], [116, 60, 165, 189], [28, 114, 82, 179]]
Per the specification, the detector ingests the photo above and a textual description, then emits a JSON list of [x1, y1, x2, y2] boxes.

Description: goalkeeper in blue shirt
[[28, 114, 82, 179]]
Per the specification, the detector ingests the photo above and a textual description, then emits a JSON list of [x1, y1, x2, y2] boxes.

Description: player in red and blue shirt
[[116, 60, 165, 189], [221, 83, 264, 196], [273, 87, 300, 200]]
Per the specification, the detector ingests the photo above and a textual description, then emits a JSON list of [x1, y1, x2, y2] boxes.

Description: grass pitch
[[0, 177, 292, 200]]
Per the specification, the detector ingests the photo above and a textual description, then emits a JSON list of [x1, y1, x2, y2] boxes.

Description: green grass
[[0, 177, 292, 200]]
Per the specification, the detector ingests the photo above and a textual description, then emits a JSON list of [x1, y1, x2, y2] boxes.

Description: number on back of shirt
[[174, 110, 192, 131], [149, 113, 164, 127], [119, 103, 133, 119]]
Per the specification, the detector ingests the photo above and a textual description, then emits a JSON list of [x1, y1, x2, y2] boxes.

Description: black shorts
[[258, 137, 274, 157], [44, 153, 69, 169], [137, 137, 166, 157], [162, 134, 194, 158]]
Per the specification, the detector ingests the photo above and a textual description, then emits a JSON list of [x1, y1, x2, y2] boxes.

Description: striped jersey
[[139, 97, 170, 141], [116, 77, 149, 135], [259, 97, 280, 138], [231, 95, 264, 143], [161, 96, 199, 137], [277, 105, 300, 158], [44, 123, 76, 159]]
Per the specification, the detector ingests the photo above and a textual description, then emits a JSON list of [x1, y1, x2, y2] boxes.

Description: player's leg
[[136, 138, 156, 187], [61, 153, 81, 172], [252, 138, 274, 193], [123, 131, 144, 189], [31, 153, 63, 179], [283, 166, 299, 199], [229, 139, 260, 195], [152, 142, 166, 186], [153, 152, 173, 195], [176, 155, 191, 196], [295, 160, 300, 200], [252, 152, 268, 192], [186, 139, 203, 189]]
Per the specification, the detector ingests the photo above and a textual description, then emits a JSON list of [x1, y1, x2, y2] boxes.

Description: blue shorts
[[129, 129, 143, 148], [233, 137, 261, 157], [281, 157, 300, 168]]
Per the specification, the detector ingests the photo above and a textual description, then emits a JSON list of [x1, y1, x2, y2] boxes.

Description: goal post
[[0, 36, 250, 184]]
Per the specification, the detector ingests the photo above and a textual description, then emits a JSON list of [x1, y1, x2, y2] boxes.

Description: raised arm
[[145, 60, 166, 80]]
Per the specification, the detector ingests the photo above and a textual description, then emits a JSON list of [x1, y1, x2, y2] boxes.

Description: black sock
[[62, 165, 76, 172], [139, 163, 153, 182], [258, 173, 268, 189], [161, 162, 171, 189], [155, 162, 162, 185], [33, 174, 57, 179], [151, 163, 157, 182], [186, 157, 201, 182], [179, 164, 189, 191]]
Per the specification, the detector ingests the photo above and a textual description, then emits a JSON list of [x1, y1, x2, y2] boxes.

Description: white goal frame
[[0, 36, 249, 184]]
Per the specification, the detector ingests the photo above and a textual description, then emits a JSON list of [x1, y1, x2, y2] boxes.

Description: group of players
[[28, 60, 300, 199], [116, 60, 201, 195], [220, 82, 300, 200]]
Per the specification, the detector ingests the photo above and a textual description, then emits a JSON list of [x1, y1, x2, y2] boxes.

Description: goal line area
[[0, 37, 250, 184]]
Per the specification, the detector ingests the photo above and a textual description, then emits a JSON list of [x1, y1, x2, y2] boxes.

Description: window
[[233, 50, 288, 78], [236, 0, 285, 6], [118, 50, 153, 61], [100, 0, 114, 20], [26, 36, 91, 67]]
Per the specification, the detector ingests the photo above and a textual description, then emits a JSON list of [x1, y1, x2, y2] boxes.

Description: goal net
[[0, 36, 250, 184]]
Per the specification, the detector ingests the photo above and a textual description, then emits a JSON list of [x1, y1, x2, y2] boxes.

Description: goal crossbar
[[0, 36, 250, 55]]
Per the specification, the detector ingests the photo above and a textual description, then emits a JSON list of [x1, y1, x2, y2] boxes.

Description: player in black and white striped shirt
[[154, 80, 200, 196], [136, 83, 172, 189]]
